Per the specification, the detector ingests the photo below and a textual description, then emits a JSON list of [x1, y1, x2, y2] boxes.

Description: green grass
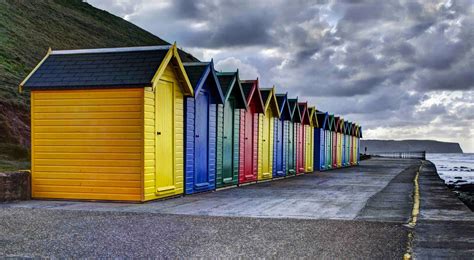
[[0, 0, 181, 159]]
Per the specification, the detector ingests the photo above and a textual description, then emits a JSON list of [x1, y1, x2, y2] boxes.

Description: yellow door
[[144, 63, 185, 201], [305, 125, 313, 172], [155, 79, 177, 195], [259, 109, 273, 180], [337, 133, 342, 167]]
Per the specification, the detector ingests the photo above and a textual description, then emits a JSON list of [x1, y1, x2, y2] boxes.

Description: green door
[[222, 98, 235, 184]]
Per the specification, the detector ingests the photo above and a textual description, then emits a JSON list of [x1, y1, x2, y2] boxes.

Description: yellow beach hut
[[19, 45, 193, 202], [258, 87, 281, 181], [305, 107, 316, 173], [336, 117, 344, 168]]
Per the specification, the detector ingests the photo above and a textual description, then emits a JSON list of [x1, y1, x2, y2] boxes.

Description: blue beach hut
[[183, 61, 225, 194], [273, 93, 290, 178], [314, 110, 328, 171]]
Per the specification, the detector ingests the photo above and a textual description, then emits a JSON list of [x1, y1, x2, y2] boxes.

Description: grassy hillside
[[0, 0, 193, 165]]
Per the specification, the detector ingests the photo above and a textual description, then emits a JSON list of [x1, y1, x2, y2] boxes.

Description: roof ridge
[[183, 62, 210, 66], [51, 45, 172, 55]]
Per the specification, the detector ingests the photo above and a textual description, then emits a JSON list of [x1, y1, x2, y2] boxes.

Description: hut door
[[305, 126, 313, 172], [334, 133, 336, 165], [326, 131, 331, 167], [243, 107, 254, 179], [261, 111, 272, 177], [287, 122, 294, 173], [297, 124, 304, 172], [222, 98, 234, 183], [275, 119, 284, 175], [320, 129, 325, 169], [195, 90, 210, 188], [155, 80, 175, 192]]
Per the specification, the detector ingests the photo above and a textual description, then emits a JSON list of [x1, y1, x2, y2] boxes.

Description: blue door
[[274, 119, 284, 177], [195, 90, 210, 190], [342, 134, 345, 167], [320, 129, 325, 170], [313, 128, 320, 171]]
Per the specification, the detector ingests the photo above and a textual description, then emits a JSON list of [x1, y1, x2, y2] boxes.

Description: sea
[[426, 153, 474, 186]]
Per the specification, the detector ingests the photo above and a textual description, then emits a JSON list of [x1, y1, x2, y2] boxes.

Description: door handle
[[196, 134, 200, 137], [263, 139, 266, 142], [224, 136, 228, 139], [157, 131, 161, 135]]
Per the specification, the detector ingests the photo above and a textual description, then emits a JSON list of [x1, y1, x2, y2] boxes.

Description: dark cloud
[[88, 0, 474, 151]]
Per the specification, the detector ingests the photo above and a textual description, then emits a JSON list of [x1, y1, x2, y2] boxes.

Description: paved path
[[0, 158, 472, 258], [3, 158, 416, 220]]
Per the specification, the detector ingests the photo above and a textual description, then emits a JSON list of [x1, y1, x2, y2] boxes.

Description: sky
[[88, 0, 473, 152]]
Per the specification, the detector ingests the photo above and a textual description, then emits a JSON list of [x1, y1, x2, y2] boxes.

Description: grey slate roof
[[316, 112, 328, 129], [183, 62, 209, 89], [216, 72, 235, 97], [23, 46, 172, 89], [240, 81, 255, 100], [260, 89, 271, 103], [275, 94, 286, 110], [276, 94, 291, 120]]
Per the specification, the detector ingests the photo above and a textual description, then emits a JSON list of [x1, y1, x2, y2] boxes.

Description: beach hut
[[287, 98, 301, 175], [183, 61, 224, 194], [341, 120, 346, 167], [357, 126, 362, 165], [297, 102, 309, 174], [353, 124, 359, 166], [351, 123, 356, 166], [215, 71, 248, 188], [344, 122, 352, 167], [337, 118, 344, 168], [239, 79, 265, 184], [326, 114, 335, 169], [314, 111, 328, 171], [332, 116, 340, 168], [274, 93, 290, 178], [258, 87, 281, 181], [19, 45, 193, 202], [305, 107, 316, 173]]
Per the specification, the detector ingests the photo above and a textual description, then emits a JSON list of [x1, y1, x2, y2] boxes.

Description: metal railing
[[368, 151, 426, 160]]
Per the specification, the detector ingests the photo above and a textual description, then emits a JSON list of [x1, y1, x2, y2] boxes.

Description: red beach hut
[[297, 102, 309, 174], [239, 79, 265, 184]]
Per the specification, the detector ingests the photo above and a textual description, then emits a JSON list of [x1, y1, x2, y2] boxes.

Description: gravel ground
[[0, 208, 408, 258]]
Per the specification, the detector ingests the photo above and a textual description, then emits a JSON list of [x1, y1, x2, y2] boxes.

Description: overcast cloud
[[89, 0, 473, 152]]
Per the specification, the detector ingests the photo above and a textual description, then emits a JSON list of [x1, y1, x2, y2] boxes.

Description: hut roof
[[298, 102, 309, 124], [216, 70, 247, 109], [183, 60, 224, 103], [21, 45, 191, 91], [260, 87, 280, 117], [316, 111, 329, 129], [276, 93, 291, 120], [287, 98, 301, 123], [240, 79, 265, 113]]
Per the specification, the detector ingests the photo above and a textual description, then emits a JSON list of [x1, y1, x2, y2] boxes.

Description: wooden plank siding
[[31, 88, 144, 201]]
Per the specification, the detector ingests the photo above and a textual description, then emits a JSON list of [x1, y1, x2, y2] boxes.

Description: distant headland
[[361, 139, 463, 153]]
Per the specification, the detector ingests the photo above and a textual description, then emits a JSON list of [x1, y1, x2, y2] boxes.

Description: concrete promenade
[[0, 158, 472, 258]]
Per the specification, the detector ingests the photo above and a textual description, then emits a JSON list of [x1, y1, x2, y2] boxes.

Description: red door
[[296, 123, 304, 173], [239, 103, 257, 184]]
